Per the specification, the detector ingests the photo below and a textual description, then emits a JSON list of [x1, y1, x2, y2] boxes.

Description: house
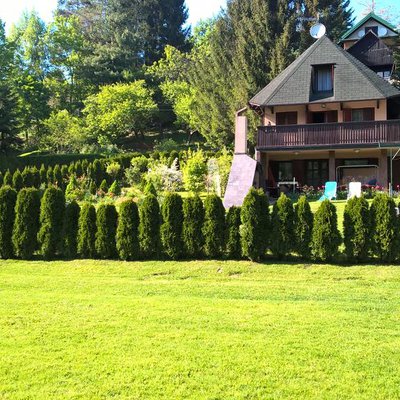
[[224, 20, 400, 208]]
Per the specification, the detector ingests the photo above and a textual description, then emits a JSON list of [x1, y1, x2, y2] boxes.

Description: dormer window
[[312, 65, 334, 93], [365, 26, 378, 35]]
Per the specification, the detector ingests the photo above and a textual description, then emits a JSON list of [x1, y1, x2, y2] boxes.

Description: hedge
[[182, 195, 204, 258], [203, 195, 225, 258], [0, 186, 17, 259], [294, 196, 313, 259], [95, 204, 118, 259], [225, 206, 242, 259], [116, 200, 140, 261], [139, 194, 161, 259], [62, 201, 80, 259], [77, 203, 97, 258]]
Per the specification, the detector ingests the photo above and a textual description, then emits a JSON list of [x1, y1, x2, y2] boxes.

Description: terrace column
[[329, 151, 336, 182], [378, 149, 388, 188], [235, 114, 248, 154]]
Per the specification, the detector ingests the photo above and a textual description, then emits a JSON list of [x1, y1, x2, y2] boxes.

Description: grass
[[1, 260, 400, 399]]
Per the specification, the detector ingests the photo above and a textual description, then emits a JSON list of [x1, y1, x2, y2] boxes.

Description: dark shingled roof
[[249, 35, 400, 107]]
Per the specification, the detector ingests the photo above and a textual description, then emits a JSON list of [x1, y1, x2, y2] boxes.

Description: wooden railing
[[257, 120, 400, 149]]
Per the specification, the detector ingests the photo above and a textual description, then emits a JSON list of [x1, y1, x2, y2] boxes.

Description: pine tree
[[294, 196, 313, 260], [77, 203, 97, 258], [0, 186, 17, 259], [202, 195, 225, 258], [116, 200, 140, 261], [225, 206, 241, 259], [95, 203, 118, 259], [182, 195, 204, 258], [62, 200, 80, 259]]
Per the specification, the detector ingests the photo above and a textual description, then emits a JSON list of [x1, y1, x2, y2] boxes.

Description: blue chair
[[319, 181, 337, 201]]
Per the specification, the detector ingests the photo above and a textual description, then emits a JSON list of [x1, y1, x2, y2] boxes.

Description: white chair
[[347, 182, 362, 199]]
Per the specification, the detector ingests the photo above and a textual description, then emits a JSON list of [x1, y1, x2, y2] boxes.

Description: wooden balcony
[[257, 120, 400, 150]]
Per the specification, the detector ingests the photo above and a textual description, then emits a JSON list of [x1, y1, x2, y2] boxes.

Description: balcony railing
[[257, 120, 400, 149]]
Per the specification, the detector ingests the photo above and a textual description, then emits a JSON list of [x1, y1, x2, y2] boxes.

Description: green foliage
[[38, 187, 65, 260], [92, 159, 104, 186], [182, 150, 207, 193], [31, 166, 40, 188], [138, 195, 161, 259], [53, 164, 63, 188], [106, 162, 121, 180], [240, 188, 270, 261], [99, 179, 108, 193], [46, 166, 53, 185], [202, 195, 225, 258], [65, 175, 79, 201], [144, 181, 157, 197], [39, 164, 46, 184], [22, 167, 34, 187], [12, 188, 41, 259], [0, 186, 17, 259], [125, 156, 149, 186], [182, 195, 204, 258], [116, 200, 140, 261], [62, 201, 80, 259], [161, 193, 184, 260], [3, 170, 12, 186], [294, 196, 314, 259], [12, 169, 23, 191], [225, 206, 242, 260], [370, 193, 399, 263], [89, 181, 97, 195], [311, 200, 342, 262], [77, 203, 97, 258], [109, 181, 121, 196], [270, 194, 295, 259], [95, 204, 118, 259]]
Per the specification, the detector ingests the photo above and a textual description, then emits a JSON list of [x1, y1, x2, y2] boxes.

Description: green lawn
[[1, 260, 400, 399]]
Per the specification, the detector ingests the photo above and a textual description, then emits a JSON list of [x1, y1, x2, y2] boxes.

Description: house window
[[306, 160, 328, 188], [313, 65, 334, 93], [377, 70, 391, 81], [343, 108, 375, 122], [278, 162, 293, 181], [276, 112, 298, 125], [365, 26, 378, 35]]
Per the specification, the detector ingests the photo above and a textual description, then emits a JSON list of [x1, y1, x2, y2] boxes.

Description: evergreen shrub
[[182, 195, 204, 258], [46, 166, 53, 185], [202, 195, 225, 258], [294, 196, 313, 259], [12, 169, 23, 191], [0, 186, 17, 259], [99, 179, 108, 193], [144, 181, 157, 196], [62, 201, 80, 259], [109, 180, 121, 196], [77, 203, 97, 258], [95, 204, 118, 259], [53, 165, 63, 188], [39, 164, 47, 185], [225, 206, 242, 259], [116, 200, 140, 260], [3, 170, 12, 186], [22, 167, 34, 187]]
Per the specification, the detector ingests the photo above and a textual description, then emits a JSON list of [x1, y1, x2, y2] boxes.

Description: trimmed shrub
[[116, 200, 140, 260], [294, 196, 313, 259], [22, 167, 34, 188], [46, 166, 53, 185], [225, 206, 242, 259], [89, 181, 97, 195], [182, 195, 204, 258], [343, 196, 371, 262], [12, 169, 23, 191], [270, 194, 294, 259], [0, 172, 3, 186], [370, 193, 399, 262], [0, 186, 17, 259], [202, 195, 225, 258], [99, 179, 108, 193], [65, 175, 79, 201], [68, 163, 75, 177], [31, 167, 41, 188], [82, 159, 89, 175], [39, 164, 47, 185], [144, 181, 157, 197], [75, 161, 83, 177], [109, 180, 121, 196], [311, 200, 341, 262], [240, 188, 270, 261], [161, 193, 184, 260], [53, 165, 63, 188], [138, 194, 161, 259], [61, 165, 69, 181], [92, 159, 104, 186], [77, 203, 97, 258], [62, 201, 80, 259], [3, 170, 12, 186], [38, 187, 65, 260], [12, 188, 41, 259], [95, 204, 118, 259]]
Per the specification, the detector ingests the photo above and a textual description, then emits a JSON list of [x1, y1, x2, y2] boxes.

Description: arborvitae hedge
[[89, 181, 97, 195], [109, 180, 121, 196], [3, 170, 12, 186], [22, 167, 34, 188], [294, 196, 313, 259], [53, 165, 63, 188], [38, 187, 65, 260], [75, 161, 83, 177], [77, 203, 97, 258], [62, 201, 80, 259], [95, 204, 118, 259], [61, 165, 69, 181], [311, 200, 341, 262], [99, 179, 108, 193], [116, 200, 140, 261], [12, 188, 41, 259], [182, 195, 204, 258], [225, 206, 242, 259], [240, 188, 270, 261], [93, 159, 104, 185], [12, 169, 23, 191], [46, 166, 53, 185], [31, 167, 40, 188], [144, 181, 157, 197], [82, 159, 89, 175], [203, 195, 225, 258], [0, 172, 2, 186], [343, 196, 371, 262], [370, 193, 399, 262], [0, 186, 17, 259], [40, 164, 47, 185], [161, 193, 184, 260], [138, 194, 161, 259], [270, 193, 295, 259]]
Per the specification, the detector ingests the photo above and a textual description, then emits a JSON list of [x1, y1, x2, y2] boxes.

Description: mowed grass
[[1, 260, 400, 399]]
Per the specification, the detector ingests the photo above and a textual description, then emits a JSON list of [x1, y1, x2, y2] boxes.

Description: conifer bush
[[61, 165, 69, 181], [311, 200, 341, 262], [240, 188, 270, 261], [40, 164, 47, 185], [99, 179, 108, 193], [38, 187, 65, 260], [75, 161, 83, 177], [53, 165, 63, 188], [0, 171, 3, 186], [343, 196, 371, 262], [0, 186, 17, 259], [12, 188, 41, 259], [294, 196, 313, 259], [116, 200, 140, 260], [62, 201, 80, 259], [161, 193, 184, 260], [12, 169, 23, 191], [225, 206, 242, 259], [22, 167, 34, 187], [3, 170, 12, 186], [202, 195, 225, 258], [182, 195, 204, 258], [46, 166, 53, 185], [109, 180, 121, 196], [93, 159, 104, 185], [270, 193, 295, 259], [31, 167, 41, 188], [138, 194, 161, 259], [95, 203, 118, 259], [82, 159, 89, 175], [370, 193, 399, 262], [144, 181, 157, 196], [77, 203, 97, 258], [89, 181, 97, 195]]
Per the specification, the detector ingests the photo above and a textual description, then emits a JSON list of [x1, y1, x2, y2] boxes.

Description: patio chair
[[318, 181, 337, 201], [347, 182, 362, 200]]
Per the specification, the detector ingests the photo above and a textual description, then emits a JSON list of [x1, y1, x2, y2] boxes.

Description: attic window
[[312, 65, 334, 93], [365, 26, 378, 35]]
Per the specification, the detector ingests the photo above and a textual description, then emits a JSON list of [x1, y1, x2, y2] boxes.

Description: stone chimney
[[234, 108, 248, 154]]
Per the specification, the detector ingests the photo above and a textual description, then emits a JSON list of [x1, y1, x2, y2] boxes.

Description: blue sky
[[0, 0, 399, 32]]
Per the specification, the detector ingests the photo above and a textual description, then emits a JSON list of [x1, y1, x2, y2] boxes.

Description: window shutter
[[363, 108, 375, 121], [343, 109, 352, 122]]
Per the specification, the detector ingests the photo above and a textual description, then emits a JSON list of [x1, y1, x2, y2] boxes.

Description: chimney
[[234, 107, 248, 154]]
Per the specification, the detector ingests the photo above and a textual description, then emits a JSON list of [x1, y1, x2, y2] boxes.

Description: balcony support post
[[329, 151, 336, 182], [378, 149, 388, 188]]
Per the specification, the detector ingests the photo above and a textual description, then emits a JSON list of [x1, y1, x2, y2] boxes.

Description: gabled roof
[[347, 30, 393, 67], [249, 35, 400, 108], [340, 12, 397, 42]]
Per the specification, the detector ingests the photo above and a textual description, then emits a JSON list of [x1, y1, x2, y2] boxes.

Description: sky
[[0, 0, 399, 32]]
